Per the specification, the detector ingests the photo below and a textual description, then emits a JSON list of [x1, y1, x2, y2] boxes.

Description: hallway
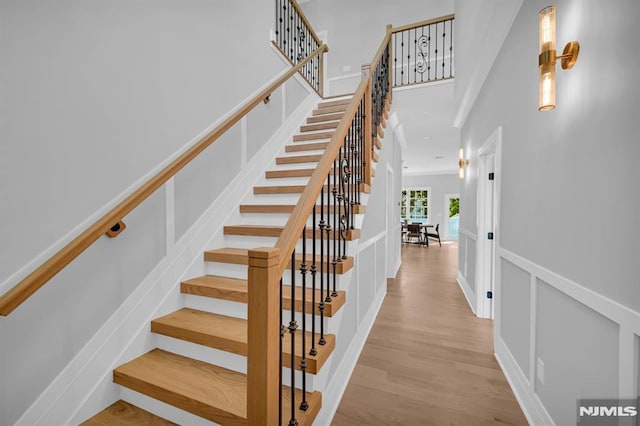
[[332, 243, 527, 425]]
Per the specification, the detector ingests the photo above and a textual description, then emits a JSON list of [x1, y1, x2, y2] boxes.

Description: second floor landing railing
[[274, 0, 325, 96], [392, 14, 455, 88]]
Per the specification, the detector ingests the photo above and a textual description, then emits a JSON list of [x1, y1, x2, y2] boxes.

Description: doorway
[[444, 193, 460, 240], [476, 127, 502, 320]]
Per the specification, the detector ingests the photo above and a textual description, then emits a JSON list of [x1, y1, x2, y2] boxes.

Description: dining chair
[[425, 224, 441, 247], [407, 223, 422, 244]]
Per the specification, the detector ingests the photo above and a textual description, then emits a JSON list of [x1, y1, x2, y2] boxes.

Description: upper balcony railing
[[273, 0, 325, 96], [391, 14, 455, 88]]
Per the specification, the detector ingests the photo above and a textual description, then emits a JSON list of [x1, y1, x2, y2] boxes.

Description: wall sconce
[[458, 147, 469, 179], [538, 5, 579, 111]]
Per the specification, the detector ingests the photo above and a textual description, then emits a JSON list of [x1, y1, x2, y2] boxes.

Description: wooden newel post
[[247, 247, 281, 425]]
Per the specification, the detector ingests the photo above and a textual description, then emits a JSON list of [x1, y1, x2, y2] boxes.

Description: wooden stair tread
[[80, 400, 176, 425], [300, 121, 339, 132], [306, 112, 344, 124], [254, 183, 370, 195], [204, 249, 354, 274], [293, 132, 334, 142], [265, 168, 335, 179], [312, 105, 348, 115], [239, 204, 366, 215], [285, 142, 328, 152], [318, 98, 352, 108], [151, 308, 335, 374], [275, 154, 322, 165], [113, 349, 320, 425], [182, 275, 346, 317], [224, 225, 360, 241]]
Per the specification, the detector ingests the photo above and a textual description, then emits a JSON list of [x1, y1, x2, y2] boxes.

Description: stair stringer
[[17, 93, 319, 426]]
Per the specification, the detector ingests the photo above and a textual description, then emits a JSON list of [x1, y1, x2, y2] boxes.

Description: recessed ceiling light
[[423, 136, 430, 140], [403, 166, 409, 169], [435, 155, 444, 159]]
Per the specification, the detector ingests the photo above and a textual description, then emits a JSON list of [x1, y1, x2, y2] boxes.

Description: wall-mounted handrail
[[273, 31, 391, 276], [0, 43, 328, 317]]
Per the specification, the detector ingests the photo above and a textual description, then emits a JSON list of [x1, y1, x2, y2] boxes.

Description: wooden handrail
[[274, 75, 370, 274], [273, 29, 393, 274], [289, 0, 323, 47], [0, 43, 328, 317], [390, 13, 455, 34]]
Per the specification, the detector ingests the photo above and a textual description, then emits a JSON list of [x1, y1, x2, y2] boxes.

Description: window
[[401, 188, 430, 223]]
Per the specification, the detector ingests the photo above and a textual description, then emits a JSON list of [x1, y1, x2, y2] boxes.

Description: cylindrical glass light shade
[[539, 6, 557, 111], [539, 6, 556, 52], [539, 64, 556, 111]]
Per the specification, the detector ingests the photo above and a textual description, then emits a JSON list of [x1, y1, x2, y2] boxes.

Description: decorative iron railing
[[247, 27, 392, 426], [274, 0, 325, 95], [391, 14, 455, 87]]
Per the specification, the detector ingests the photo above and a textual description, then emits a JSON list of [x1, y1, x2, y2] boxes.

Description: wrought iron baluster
[[289, 250, 297, 426], [310, 204, 318, 356], [299, 228, 308, 411], [325, 166, 332, 305], [441, 22, 447, 78], [428, 25, 432, 80], [318, 184, 326, 346], [331, 158, 338, 298]]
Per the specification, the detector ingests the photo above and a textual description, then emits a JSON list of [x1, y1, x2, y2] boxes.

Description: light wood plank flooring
[[332, 242, 527, 425]]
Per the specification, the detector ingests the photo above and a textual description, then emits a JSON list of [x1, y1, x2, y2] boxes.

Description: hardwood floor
[[332, 242, 527, 425]]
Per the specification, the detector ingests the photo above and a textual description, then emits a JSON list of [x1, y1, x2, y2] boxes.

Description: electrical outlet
[[342, 65, 351, 73], [537, 358, 545, 384]]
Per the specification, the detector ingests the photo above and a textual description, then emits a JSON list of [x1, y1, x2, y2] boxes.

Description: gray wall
[[459, 0, 640, 423], [0, 2, 311, 424], [402, 173, 459, 237]]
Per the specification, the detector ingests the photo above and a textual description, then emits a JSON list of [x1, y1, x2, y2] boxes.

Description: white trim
[[16, 91, 320, 426], [475, 126, 502, 319], [456, 271, 476, 315], [317, 286, 386, 425], [498, 247, 640, 336], [528, 273, 537, 388], [495, 336, 555, 426], [498, 245, 640, 405], [392, 76, 454, 93], [458, 227, 477, 240], [357, 231, 386, 253]]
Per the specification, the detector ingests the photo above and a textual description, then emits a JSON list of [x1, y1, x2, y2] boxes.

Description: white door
[[476, 127, 501, 320]]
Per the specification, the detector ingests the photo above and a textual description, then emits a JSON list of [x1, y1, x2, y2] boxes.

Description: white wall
[[458, 0, 640, 424], [301, 0, 453, 95], [0, 2, 313, 424], [402, 172, 458, 237]]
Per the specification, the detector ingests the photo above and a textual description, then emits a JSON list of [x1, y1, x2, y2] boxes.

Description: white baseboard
[[494, 336, 554, 426], [456, 270, 476, 315], [16, 91, 319, 426], [314, 287, 386, 425]]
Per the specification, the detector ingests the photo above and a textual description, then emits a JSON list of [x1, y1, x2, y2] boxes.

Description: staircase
[[81, 96, 372, 425]]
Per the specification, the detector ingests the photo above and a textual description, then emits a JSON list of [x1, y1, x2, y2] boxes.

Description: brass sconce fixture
[[538, 5, 580, 111], [458, 147, 469, 179]]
